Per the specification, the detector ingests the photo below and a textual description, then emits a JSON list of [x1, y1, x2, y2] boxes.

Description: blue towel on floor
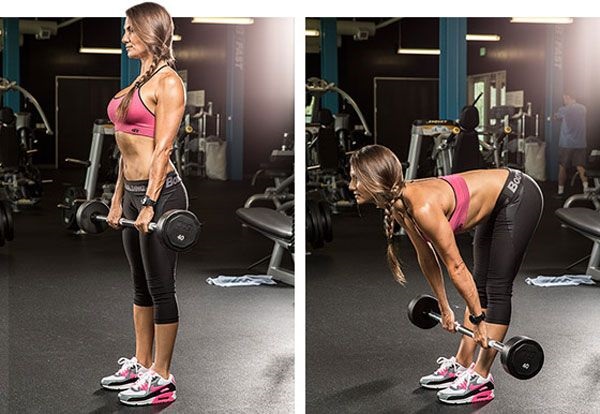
[[525, 275, 596, 287], [206, 275, 277, 287]]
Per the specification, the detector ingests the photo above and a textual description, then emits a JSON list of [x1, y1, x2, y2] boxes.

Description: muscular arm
[[144, 73, 185, 201], [111, 156, 125, 206], [411, 204, 483, 317], [399, 214, 451, 313]]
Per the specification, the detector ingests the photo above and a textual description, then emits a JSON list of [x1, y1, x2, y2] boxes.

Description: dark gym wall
[[306, 18, 439, 134], [8, 17, 293, 176], [308, 17, 600, 153]]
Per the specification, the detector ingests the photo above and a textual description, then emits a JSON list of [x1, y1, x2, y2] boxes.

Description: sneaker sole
[[101, 382, 136, 391], [438, 390, 495, 405], [120, 391, 177, 406], [420, 381, 454, 390]]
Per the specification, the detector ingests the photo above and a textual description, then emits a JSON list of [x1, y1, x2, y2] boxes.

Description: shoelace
[[116, 357, 142, 376], [452, 369, 476, 390], [131, 370, 155, 391], [434, 357, 458, 375]]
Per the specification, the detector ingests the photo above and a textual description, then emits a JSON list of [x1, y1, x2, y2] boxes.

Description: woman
[[348, 144, 543, 405], [100, 2, 186, 406]]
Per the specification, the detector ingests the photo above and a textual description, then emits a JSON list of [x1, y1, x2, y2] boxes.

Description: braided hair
[[350, 145, 407, 284], [116, 2, 176, 121]]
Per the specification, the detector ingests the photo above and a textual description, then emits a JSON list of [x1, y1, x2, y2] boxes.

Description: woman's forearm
[[419, 253, 451, 312], [112, 156, 125, 206], [144, 146, 173, 201], [448, 262, 483, 316]]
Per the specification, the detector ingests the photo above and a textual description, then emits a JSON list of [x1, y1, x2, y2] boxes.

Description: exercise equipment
[[405, 120, 460, 180], [0, 200, 15, 242], [306, 197, 332, 249], [76, 200, 201, 252], [236, 206, 294, 285], [555, 207, 600, 281], [0, 78, 54, 209], [57, 120, 117, 231], [407, 295, 544, 380], [245, 133, 294, 209]]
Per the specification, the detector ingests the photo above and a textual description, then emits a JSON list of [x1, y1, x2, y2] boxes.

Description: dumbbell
[[407, 295, 544, 380], [76, 200, 201, 252]]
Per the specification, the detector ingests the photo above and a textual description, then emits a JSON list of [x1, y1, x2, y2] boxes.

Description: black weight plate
[[306, 204, 315, 245], [0, 206, 6, 247], [407, 295, 440, 330], [62, 186, 86, 231], [76, 200, 109, 234], [318, 200, 333, 243], [2, 201, 14, 241], [501, 335, 544, 380], [308, 200, 323, 249], [158, 210, 201, 252]]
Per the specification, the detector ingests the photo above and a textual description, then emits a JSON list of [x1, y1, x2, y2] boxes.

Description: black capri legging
[[472, 169, 543, 325], [121, 171, 189, 324]]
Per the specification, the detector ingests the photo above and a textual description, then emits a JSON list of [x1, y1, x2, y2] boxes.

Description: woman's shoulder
[[155, 68, 185, 96]]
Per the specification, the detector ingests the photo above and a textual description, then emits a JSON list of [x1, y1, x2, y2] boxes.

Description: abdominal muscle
[[116, 132, 174, 180]]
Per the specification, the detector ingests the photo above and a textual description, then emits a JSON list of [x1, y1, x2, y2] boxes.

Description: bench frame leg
[[267, 242, 294, 285], [587, 242, 600, 282]]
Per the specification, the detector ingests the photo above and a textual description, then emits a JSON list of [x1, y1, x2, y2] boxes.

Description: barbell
[[76, 200, 201, 252], [407, 295, 544, 380]]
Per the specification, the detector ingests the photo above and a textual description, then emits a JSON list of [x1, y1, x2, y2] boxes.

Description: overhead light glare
[[466, 34, 501, 41], [192, 17, 254, 25], [397, 48, 440, 55], [510, 17, 573, 24], [79, 47, 121, 55]]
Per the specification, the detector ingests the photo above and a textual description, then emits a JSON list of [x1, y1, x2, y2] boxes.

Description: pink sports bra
[[438, 174, 470, 233], [107, 65, 168, 138]]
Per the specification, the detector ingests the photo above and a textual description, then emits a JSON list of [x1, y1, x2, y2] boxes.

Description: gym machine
[[405, 120, 460, 180], [57, 120, 118, 231], [0, 78, 54, 209]]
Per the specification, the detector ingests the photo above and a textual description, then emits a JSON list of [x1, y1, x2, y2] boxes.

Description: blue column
[[439, 18, 467, 120], [226, 25, 245, 181], [544, 25, 564, 182], [2, 18, 21, 111], [320, 18, 338, 114], [120, 18, 140, 88]]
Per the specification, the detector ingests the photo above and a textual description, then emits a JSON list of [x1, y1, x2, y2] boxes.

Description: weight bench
[[555, 207, 600, 281], [236, 207, 294, 285]]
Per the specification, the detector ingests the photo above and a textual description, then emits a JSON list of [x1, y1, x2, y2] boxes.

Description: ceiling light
[[173, 34, 182, 41], [79, 47, 121, 55], [466, 34, 501, 41], [510, 17, 573, 24], [305, 29, 320, 37], [397, 48, 440, 55], [192, 17, 254, 25]]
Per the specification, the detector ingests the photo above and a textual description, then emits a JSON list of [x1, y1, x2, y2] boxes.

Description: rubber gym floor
[[306, 182, 600, 414], [1, 170, 294, 414]]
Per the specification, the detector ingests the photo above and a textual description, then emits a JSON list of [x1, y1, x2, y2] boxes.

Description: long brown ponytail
[[350, 145, 407, 284], [117, 2, 176, 121]]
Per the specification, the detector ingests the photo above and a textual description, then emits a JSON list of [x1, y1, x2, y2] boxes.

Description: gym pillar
[[439, 18, 466, 121], [120, 17, 141, 89], [320, 18, 338, 114], [226, 24, 245, 181], [2, 18, 21, 112], [544, 25, 564, 182]]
